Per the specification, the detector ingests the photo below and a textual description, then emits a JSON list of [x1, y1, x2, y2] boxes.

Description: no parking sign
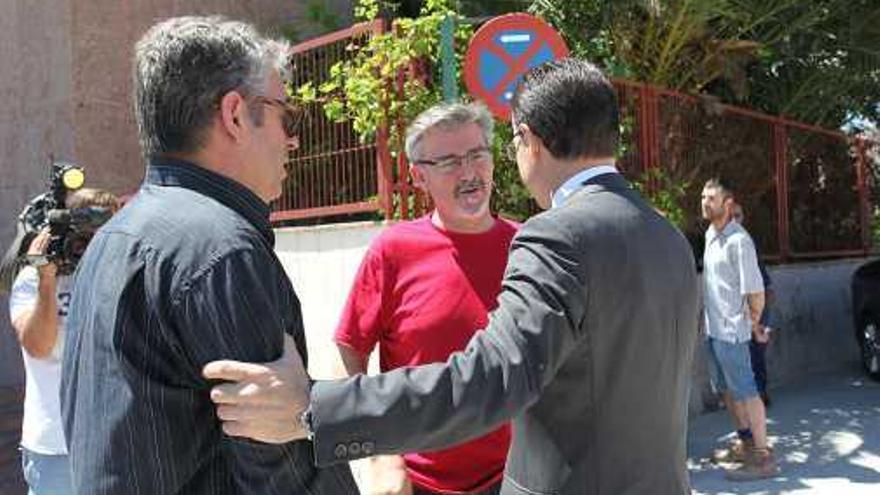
[[463, 13, 569, 120]]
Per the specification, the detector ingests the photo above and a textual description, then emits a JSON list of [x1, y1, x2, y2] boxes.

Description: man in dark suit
[[205, 58, 699, 495]]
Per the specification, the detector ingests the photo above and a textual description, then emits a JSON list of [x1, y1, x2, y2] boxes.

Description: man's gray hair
[[133, 16, 290, 157], [404, 102, 494, 162]]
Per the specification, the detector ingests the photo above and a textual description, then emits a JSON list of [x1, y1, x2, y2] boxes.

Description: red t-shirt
[[334, 215, 519, 494]]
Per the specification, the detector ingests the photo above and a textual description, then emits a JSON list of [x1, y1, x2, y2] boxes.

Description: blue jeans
[[20, 448, 72, 495], [706, 337, 759, 402], [751, 303, 774, 394], [749, 340, 768, 394]]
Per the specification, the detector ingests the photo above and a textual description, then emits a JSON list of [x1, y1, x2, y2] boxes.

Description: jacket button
[[334, 443, 348, 458], [362, 441, 375, 455], [348, 442, 362, 456]]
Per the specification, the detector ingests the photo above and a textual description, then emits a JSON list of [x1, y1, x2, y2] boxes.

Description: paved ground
[[0, 371, 877, 494], [688, 369, 880, 494]]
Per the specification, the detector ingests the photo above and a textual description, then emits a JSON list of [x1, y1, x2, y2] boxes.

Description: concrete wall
[[763, 259, 864, 383], [0, 0, 353, 387], [0, 0, 77, 387], [275, 221, 385, 379], [690, 258, 866, 413], [273, 223, 870, 417]]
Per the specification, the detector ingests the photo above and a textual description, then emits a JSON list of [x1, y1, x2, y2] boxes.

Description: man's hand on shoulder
[[203, 334, 310, 443]]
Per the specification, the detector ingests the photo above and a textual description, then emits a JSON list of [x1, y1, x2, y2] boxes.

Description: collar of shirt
[[706, 219, 740, 245], [550, 164, 619, 209], [145, 156, 273, 244]]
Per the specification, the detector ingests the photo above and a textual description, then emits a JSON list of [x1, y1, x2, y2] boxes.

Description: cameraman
[[8, 187, 119, 495]]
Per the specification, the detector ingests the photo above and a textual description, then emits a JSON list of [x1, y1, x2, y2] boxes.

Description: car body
[[852, 258, 880, 381]]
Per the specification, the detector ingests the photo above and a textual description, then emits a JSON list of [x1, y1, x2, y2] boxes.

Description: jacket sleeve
[[310, 214, 589, 465], [170, 248, 354, 493]]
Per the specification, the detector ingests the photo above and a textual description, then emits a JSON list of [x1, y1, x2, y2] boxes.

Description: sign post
[[440, 15, 458, 102]]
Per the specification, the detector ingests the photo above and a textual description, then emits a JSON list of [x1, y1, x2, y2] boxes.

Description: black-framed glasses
[[251, 96, 304, 139], [505, 131, 523, 161], [414, 146, 493, 174]]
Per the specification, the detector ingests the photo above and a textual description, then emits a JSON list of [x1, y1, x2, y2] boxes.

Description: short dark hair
[[703, 177, 734, 199], [511, 58, 619, 159], [133, 16, 289, 157]]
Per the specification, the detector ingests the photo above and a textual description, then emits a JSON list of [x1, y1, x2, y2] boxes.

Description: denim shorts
[[20, 447, 72, 495], [706, 337, 759, 401]]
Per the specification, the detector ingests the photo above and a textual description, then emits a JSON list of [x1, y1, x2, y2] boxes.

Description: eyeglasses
[[505, 131, 523, 162], [414, 147, 492, 174], [251, 96, 304, 139]]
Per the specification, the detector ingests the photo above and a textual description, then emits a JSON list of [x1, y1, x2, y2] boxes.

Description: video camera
[[15, 162, 113, 276]]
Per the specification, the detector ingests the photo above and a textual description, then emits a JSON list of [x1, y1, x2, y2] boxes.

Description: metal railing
[[270, 20, 386, 223], [273, 23, 878, 261], [614, 79, 876, 261]]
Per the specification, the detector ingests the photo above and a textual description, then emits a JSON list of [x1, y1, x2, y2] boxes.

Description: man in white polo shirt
[[701, 178, 778, 481]]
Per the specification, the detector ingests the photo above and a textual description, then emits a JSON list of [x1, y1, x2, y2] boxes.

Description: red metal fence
[[614, 79, 876, 261], [270, 20, 386, 222], [273, 22, 878, 262]]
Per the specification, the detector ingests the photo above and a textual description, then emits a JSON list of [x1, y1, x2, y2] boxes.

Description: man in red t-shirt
[[334, 102, 517, 495]]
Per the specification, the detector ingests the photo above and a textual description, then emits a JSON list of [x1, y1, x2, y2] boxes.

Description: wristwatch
[[26, 254, 50, 267], [299, 406, 315, 440]]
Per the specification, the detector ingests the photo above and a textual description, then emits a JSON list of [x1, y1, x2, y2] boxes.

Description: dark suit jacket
[[310, 173, 699, 494]]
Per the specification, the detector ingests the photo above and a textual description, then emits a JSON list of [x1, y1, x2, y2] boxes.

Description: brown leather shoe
[[725, 448, 780, 481], [711, 438, 751, 464]]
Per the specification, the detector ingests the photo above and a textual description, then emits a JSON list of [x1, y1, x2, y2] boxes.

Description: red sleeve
[[333, 243, 389, 357]]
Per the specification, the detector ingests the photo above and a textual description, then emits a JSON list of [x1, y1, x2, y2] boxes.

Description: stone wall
[[0, 0, 353, 387]]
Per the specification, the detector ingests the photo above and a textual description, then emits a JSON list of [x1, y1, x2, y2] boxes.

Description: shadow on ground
[[688, 370, 880, 494]]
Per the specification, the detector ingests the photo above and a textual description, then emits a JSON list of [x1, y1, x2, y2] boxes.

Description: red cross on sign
[[463, 13, 570, 120]]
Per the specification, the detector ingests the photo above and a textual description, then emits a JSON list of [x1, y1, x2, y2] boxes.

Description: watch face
[[27, 254, 50, 267], [299, 408, 314, 438]]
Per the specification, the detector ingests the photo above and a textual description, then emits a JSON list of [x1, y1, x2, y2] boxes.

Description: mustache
[[454, 179, 492, 196]]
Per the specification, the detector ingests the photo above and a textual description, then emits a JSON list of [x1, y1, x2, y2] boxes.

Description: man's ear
[[520, 124, 543, 160], [410, 163, 427, 190], [722, 196, 736, 217], [218, 91, 248, 142]]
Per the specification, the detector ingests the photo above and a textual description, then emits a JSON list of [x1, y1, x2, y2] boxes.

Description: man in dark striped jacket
[[61, 16, 357, 494]]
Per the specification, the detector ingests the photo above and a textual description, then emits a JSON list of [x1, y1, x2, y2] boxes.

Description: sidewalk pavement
[[688, 368, 880, 494], [2, 371, 876, 495]]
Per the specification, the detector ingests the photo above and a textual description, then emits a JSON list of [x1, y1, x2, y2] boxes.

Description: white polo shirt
[[702, 221, 764, 343]]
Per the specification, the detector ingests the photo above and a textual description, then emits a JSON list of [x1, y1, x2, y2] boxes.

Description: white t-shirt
[[9, 266, 71, 455]]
